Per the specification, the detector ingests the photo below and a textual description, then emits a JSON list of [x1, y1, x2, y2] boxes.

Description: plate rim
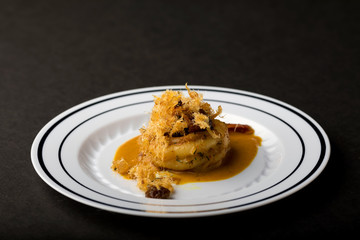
[[31, 85, 331, 217]]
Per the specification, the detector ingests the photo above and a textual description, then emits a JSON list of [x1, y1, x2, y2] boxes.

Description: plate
[[31, 85, 330, 217]]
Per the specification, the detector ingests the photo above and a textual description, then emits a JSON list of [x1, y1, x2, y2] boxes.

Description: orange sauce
[[113, 132, 261, 184]]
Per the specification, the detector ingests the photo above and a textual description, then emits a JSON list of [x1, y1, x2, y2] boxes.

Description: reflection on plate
[[31, 86, 330, 217]]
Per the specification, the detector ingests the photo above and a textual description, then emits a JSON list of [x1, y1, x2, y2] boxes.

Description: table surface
[[1, 0, 359, 239]]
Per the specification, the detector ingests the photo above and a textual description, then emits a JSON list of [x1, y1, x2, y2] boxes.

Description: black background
[[1, 0, 359, 239]]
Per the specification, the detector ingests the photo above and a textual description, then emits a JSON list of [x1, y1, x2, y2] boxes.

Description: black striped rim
[[35, 87, 328, 215]]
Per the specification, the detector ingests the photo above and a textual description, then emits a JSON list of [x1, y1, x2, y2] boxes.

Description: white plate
[[31, 85, 330, 217]]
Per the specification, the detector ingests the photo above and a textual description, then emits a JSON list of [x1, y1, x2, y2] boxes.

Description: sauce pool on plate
[[113, 131, 262, 184]]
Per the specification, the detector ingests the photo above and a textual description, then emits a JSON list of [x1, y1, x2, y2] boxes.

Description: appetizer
[[112, 84, 261, 199]]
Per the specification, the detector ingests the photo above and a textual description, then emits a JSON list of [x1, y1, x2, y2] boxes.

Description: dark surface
[[1, 0, 359, 239]]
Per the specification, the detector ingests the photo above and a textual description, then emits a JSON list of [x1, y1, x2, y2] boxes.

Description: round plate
[[31, 85, 330, 217]]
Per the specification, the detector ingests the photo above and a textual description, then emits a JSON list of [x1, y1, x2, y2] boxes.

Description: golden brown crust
[[122, 84, 230, 198]]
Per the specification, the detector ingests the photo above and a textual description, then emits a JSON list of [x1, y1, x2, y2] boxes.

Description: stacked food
[[112, 84, 230, 198]]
